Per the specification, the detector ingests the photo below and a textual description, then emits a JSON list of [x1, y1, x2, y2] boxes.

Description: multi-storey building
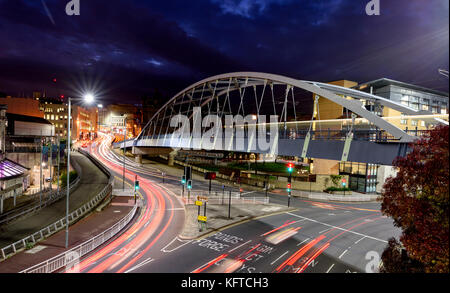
[[0, 96, 44, 118], [98, 103, 142, 139], [357, 78, 448, 131], [39, 98, 98, 142], [309, 78, 449, 194]]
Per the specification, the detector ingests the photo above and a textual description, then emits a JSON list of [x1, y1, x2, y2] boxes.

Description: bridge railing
[[134, 128, 402, 144], [183, 196, 269, 205]]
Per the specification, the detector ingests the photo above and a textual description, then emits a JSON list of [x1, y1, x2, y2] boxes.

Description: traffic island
[[179, 202, 296, 240]]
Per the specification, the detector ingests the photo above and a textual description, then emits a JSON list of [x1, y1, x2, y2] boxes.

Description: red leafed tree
[[380, 125, 449, 273]]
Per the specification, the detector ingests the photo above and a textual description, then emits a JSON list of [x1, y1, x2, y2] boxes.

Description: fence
[[182, 190, 269, 205], [19, 203, 138, 273], [0, 149, 113, 261]]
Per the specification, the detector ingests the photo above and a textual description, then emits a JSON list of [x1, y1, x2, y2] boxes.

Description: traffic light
[[287, 162, 294, 173], [184, 166, 192, 181], [205, 172, 216, 180], [287, 183, 291, 193], [187, 180, 192, 190], [342, 178, 347, 187], [181, 175, 186, 185], [134, 180, 140, 190]]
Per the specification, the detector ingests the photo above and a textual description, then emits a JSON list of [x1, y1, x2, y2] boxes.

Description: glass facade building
[[358, 78, 448, 116], [339, 162, 378, 193]]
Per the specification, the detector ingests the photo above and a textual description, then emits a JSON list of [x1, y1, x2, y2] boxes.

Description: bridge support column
[[135, 155, 142, 164], [168, 150, 178, 166]]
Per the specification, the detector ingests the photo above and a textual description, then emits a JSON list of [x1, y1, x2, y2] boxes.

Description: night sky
[[0, 0, 448, 104]]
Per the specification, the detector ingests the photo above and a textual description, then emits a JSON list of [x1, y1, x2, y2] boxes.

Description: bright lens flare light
[[84, 93, 95, 104]]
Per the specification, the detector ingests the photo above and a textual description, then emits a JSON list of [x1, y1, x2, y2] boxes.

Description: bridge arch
[[137, 72, 432, 144]]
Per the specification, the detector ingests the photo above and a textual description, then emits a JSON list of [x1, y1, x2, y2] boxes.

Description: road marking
[[161, 237, 192, 253], [354, 236, 366, 244], [241, 191, 257, 196], [196, 209, 299, 241], [286, 212, 388, 243], [124, 257, 154, 273], [319, 227, 333, 234], [326, 263, 335, 273], [228, 240, 252, 253], [270, 250, 289, 265], [338, 249, 349, 259], [297, 238, 310, 246]]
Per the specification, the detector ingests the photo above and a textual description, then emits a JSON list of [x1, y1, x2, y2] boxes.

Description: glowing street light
[[84, 93, 95, 104]]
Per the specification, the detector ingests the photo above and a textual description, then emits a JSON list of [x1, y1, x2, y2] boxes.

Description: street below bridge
[[72, 135, 400, 273]]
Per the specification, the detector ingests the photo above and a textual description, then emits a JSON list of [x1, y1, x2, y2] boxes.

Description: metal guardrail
[[306, 194, 380, 202], [0, 149, 113, 261], [0, 179, 81, 226], [183, 196, 269, 205], [19, 203, 138, 273]]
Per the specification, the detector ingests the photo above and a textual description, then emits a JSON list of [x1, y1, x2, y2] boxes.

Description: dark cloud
[[0, 0, 448, 103]]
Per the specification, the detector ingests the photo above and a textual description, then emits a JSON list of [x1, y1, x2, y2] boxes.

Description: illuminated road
[[66, 135, 185, 273], [68, 135, 400, 273]]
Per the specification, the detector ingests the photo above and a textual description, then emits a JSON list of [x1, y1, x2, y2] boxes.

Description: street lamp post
[[57, 137, 60, 197], [65, 93, 95, 249], [122, 118, 127, 191], [65, 97, 71, 248]]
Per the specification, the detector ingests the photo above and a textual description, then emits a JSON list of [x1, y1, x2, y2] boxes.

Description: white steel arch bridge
[[119, 72, 448, 165]]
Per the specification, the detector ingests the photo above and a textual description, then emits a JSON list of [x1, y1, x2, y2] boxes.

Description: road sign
[[196, 195, 208, 202], [198, 215, 207, 222], [195, 201, 203, 206]]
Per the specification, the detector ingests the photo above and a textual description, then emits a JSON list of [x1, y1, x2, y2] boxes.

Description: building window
[[400, 119, 408, 125], [411, 120, 418, 126]]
